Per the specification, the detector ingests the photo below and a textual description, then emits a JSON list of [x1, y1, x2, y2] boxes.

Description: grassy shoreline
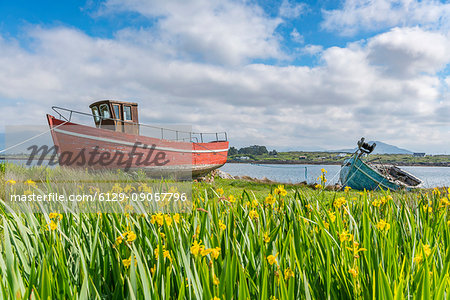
[[0, 164, 449, 299], [228, 152, 450, 167], [228, 160, 450, 167]]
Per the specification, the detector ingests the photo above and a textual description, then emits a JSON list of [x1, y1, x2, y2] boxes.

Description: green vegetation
[[228, 150, 450, 166], [0, 165, 449, 299]]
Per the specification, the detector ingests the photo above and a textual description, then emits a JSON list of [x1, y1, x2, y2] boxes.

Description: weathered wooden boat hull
[[47, 115, 228, 177], [340, 156, 419, 191]]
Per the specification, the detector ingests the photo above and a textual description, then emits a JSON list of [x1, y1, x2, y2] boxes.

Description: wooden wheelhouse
[[89, 100, 139, 135]]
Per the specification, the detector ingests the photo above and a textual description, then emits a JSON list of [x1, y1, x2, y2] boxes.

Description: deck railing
[[52, 106, 227, 143]]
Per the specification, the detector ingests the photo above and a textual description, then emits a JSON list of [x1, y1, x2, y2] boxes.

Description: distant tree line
[[228, 145, 277, 157]]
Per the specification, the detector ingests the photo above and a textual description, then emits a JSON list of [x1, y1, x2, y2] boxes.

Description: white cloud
[[367, 27, 450, 77], [322, 0, 450, 36], [290, 28, 304, 43], [101, 0, 284, 65], [0, 1, 449, 153], [301, 44, 323, 56], [279, 0, 308, 19]]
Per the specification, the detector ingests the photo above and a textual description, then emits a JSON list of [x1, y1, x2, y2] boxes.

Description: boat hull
[[46, 115, 229, 177], [340, 156, 410, 191]]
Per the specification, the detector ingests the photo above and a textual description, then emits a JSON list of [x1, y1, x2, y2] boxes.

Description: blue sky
[[0, 0, 449, 153], [0, 1, 147, 39], [0, 0, 374, 65]]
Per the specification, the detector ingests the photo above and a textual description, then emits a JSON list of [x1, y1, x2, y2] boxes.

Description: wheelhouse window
[[99, 104, 111, 119], [113, 104, 120, 120], [124, 105, 132, 121], [91, 106, 100, 123]]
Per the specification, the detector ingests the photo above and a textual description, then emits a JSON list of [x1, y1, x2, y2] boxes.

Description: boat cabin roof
[[89, 100, 138, 108]]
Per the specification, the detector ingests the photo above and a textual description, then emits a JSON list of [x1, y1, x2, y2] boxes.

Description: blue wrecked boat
[[340, 138, 422, 191]]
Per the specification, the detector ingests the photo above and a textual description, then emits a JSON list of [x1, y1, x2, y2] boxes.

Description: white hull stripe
[[53, 128, 228, 154]]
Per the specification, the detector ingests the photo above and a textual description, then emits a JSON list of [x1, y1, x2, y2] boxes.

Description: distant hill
[[333, 141, 413, 155]]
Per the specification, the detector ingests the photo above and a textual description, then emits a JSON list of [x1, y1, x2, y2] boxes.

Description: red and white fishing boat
[[46, 100, 229, 177]]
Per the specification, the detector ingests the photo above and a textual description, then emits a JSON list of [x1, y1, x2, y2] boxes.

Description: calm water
[[220, 163, 450, 188], [4, 159, 449, 188]]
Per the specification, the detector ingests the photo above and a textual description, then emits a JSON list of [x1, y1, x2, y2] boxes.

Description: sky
[[0, 0, 449, 153]]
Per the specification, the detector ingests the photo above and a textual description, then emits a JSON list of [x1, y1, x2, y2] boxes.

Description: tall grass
[[0, 166, 449, 299]]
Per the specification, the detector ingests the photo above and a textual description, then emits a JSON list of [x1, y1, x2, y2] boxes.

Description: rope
[[328, 168, 341, 184], [0, 121, 68, 154]]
